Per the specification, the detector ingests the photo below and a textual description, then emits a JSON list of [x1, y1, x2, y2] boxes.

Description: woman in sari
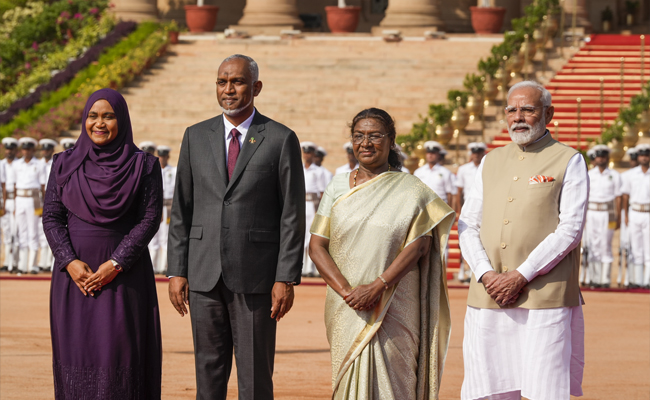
[[43, 88, 163, 399], [309, 108, 455, 400]]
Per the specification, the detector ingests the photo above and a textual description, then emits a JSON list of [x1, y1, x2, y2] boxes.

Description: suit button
[[224, 200, 231, 206], [508, 197, 513, 202], [501, 242, 507, 249], [513, 176, 519, 181], [503, 266, 509, 272], [503, 219, 509, 225]]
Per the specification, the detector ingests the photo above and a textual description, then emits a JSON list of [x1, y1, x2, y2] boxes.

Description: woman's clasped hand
[[65, 259, 120, 296], [343, 279, 385, 311]]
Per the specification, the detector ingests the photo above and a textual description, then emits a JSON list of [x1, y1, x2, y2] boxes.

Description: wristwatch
[[110, 259, 123, 272]]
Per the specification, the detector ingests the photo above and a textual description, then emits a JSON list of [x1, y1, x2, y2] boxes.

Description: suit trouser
[[190, 278, 276, 400]]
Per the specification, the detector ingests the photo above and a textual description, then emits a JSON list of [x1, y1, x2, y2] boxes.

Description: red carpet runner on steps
[[489, 34, 648, 149]]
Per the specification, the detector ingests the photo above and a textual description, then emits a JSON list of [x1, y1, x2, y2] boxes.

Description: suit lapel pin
[[249, 137, 256, 144]]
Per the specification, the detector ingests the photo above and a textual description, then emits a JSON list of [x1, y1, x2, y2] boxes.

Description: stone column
[[231, 0, 303, 35], [375, 0, 446, 34], [111, 0, 159, 22], [563, 0, 592, 33]]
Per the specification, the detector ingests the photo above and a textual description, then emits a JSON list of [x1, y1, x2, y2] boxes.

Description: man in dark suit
[[167, 54, 305, 399]]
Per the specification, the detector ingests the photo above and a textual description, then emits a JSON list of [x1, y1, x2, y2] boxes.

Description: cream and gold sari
[[311, 171, 455, 400]]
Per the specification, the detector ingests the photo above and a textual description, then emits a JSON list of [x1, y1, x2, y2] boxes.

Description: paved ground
[[0, 278, 648, 399]]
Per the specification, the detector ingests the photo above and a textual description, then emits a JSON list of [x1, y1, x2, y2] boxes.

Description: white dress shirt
[[0, 159, 15, 191], [621, 165, 650, 204], [40, 158, 53, 187], [458, 153, 589, 282], [162, 164, 177, 200], [319, 166, 333, 186], [588, 167, 622, 203], [413, 163, 455, 202], [335, 162, 357, 175], [223, 109, 255, 160], [456, 161, 480, 195], [304, 163, 328, 193], [11, 157, 46, 190]]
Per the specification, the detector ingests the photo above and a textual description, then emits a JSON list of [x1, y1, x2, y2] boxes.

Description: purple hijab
[[53, 88, 147, 225]]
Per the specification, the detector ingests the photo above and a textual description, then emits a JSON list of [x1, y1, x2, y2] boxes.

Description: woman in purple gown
[[43, 88, 163, 399]]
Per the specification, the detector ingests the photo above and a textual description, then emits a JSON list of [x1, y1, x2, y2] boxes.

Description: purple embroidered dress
[[43, 89, 163, 399]]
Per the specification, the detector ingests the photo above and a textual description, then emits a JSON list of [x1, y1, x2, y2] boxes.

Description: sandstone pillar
[[111, 0, 158, 22], [563, 0, 592, 33], [375, 0, 446, 34], [231, 0, 303, 34]]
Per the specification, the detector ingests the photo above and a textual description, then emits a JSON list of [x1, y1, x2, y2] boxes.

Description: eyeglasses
[[351, 133, 387, 145], [504, 106, 545, 117]]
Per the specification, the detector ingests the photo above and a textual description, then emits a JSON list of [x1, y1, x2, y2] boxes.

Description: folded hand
[[483, 270, 528, 307], [84, 260, 120, 294], [344, 281, 383, 311], [65, 260, 94, 296]]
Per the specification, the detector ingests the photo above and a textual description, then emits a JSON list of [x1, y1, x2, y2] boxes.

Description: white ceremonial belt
[[306, 192, 320, 202], [16, 189, 38, 197], [588, 202, 611, 212], [631, 203, 650, 212]]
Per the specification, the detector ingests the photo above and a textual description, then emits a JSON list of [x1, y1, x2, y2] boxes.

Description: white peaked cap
[[423, 141, 442, 151], [586, 148, 596, 157], [468, 142, 487, 151], [591, 144, 610, 154], [316, 146, 327, 156], [301, 141, 317, 150], [635, 143, 650, 151], [626, 147, 638, 156], [60, 138, 77, 148], [139, 141, 157, 150], [343, 142, 353, 151], [39, 138, 58, 148], [439, 148, 448, 156], [157, 145, 172, 152], [2, 137, 18, 147], [18, 137, 38, 147]]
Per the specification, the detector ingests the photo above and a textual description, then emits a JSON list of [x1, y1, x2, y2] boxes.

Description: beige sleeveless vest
[[467, 133, 583, 309]]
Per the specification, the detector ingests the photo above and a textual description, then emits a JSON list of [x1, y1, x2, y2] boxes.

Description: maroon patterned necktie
[[227, 128, 241, 181]]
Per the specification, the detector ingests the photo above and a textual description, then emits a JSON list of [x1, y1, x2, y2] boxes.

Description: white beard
[[221, 97, 253, 117], [508, 117, 548, 146]]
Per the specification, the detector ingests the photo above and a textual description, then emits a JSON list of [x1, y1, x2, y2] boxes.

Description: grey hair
[[221, 54, 259, 83], [507, 80, 552, 107]]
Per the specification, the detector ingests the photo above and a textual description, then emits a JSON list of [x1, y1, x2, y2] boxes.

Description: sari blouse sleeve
[[310, 178, 335, 239]]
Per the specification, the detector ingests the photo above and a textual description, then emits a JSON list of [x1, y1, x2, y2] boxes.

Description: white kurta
[[458, 152, 588, 400], [413, 163, 455, 203]]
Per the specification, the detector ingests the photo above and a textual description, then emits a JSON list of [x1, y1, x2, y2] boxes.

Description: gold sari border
[[310, 214, 330, 239], [405, 197, 455, 250]]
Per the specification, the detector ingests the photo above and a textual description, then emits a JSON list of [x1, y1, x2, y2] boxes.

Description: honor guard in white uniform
[[11, 137, 46, 274], [0, 138, 19, 272], [335, 142, 358, 175], [148, 145, 176, 274], [580, 148, 597, 286], [622, 143, 650, 289], [314, 146, 334, 184], [618, 147, 639, 287], [586, 145, 622, 288], [414, 141, 455, 204], [60, 138, 76, 150], [139, 141, 157, 155], [455, 142, 487, 283], [37, 139, 57, 271], [301, 141, 328, 277]]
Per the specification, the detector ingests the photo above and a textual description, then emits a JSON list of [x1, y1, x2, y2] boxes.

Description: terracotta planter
[[169, 31, 180, 44], [325, 6, 361, 33], [470, 6, 506, 34], [184, 5, 219, 33]]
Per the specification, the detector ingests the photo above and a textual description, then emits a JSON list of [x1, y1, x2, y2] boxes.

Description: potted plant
[[470, 0, 507, 34], [625, 1, 638, 26], [463, 73, 485, 117], [325, 0, 361, 33], [167, 20, 181, 44], [429, 104, 454, 145], [184, 0, 219, 33], [601, 6, 613, 32]]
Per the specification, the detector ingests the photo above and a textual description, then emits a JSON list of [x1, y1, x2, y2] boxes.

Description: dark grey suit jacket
[[167, 110, 305, 293]]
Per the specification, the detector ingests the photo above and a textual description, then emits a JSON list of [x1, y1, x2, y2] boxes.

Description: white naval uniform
[[148, 164, 176, 274], [622, 166, 650, 286], [320, 165, 333, 184], [0, 159, 17, 270], [335, 162, 357, 175], [38, 158, 53, 269], [585, 167, 622, 286], [458, 154, 587, 400], [619, 168, 635, 286], [455, 161, 480, 281], [10, 158, 45, 273], [303, 163, 328, 276], [413, 163, 455, 203]]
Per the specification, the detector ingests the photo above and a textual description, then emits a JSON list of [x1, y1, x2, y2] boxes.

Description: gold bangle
[[378, 275, 389, 291]]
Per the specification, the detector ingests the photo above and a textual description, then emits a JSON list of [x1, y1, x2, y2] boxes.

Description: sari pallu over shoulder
[[311, 172, 455, 400]]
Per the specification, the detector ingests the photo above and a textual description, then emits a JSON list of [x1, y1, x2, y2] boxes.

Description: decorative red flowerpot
[[184, 5, 219, 33], [325, 6, 361, 33], [470, 6, 506, 34], [169, 31, 180, 44]]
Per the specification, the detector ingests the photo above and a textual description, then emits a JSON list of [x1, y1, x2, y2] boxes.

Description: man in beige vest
[[458, 81, 589, 400]]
